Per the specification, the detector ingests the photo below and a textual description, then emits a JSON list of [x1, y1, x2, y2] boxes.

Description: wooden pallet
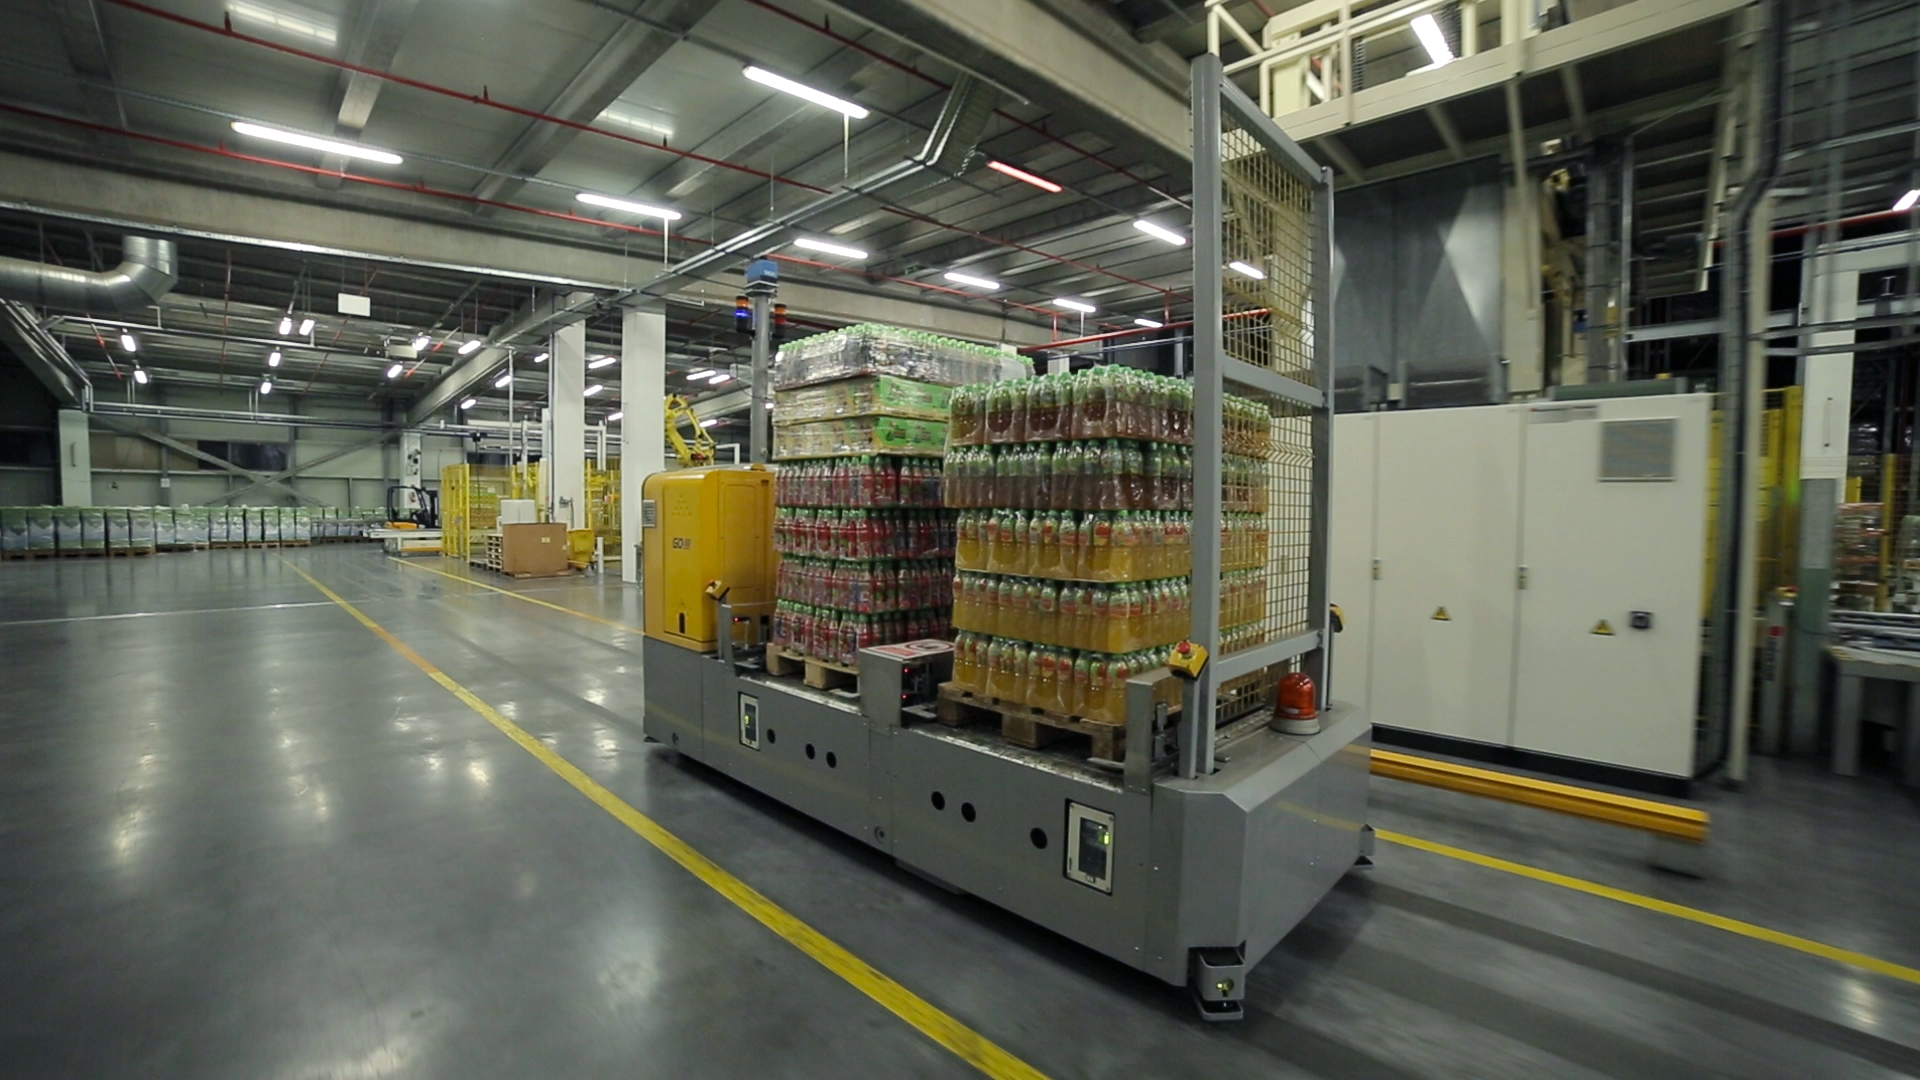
[[282, 540, 312, 547], [935, 683, 1127, 761], [60, 549, 106, 557], [1, 550, 57, 560], [246, 541, 282, 549], [766, 645, 859, 690]]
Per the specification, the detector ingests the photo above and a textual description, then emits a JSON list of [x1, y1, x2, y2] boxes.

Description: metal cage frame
[[1187, 54, 1336, 776]]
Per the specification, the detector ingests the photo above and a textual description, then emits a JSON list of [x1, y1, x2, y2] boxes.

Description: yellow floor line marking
[[283, 559, 1046, 1080], [388, 556, 645, 635], [1376, 828, 1920, 987]]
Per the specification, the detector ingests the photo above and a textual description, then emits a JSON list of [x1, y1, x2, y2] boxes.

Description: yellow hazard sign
[[1592, 619, 1614, 636], [1432, 607, 1451, 621]]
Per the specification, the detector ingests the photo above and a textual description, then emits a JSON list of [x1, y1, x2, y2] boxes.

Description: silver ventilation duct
[[0, 235, 178, 314]]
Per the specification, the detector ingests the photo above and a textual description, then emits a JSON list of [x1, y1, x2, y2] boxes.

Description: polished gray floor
[[2, 547, 1917, 1079]]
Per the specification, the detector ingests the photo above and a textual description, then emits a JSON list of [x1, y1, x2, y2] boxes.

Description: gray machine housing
[[645, 635, 1372, 1017]]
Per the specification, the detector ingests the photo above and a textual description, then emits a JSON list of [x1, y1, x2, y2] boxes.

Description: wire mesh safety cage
[[1190, 53, 1333, 740], [1219, 122, 1317, 388]]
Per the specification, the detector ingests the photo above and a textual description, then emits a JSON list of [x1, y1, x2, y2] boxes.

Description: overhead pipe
[[0, 235, 175, 314]]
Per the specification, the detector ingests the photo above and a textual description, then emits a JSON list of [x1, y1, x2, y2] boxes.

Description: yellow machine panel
[[643, 465, 776, 651]]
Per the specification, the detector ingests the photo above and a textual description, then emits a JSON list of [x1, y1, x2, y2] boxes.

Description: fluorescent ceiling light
[[588, 356, 617, 369], [493, 373, 513, 388], [765, 401, 775, 409], [607, 411, 623, 423], [700, 418, 720, 428], [1896, 189, 1920, 212], [707, 372, 731, 384], [226, 1, 337, 44], [459, 398, 476, 410], [575, 192, 682, 221], [231, 121, 401, 165], [943, 271, 1000, 290], [278, 315, 293, 335], [1229, 260, 1267, 280], [793, 237, 868, 259], [386, 362, 403, 379], [410, 334, 430, 350], [533, 352, 549, 363], [457, 340, 483, 355], [267, 350, 282, 367], [596, 107, 672, 140], [583, 384, 605, 397], [687, 368, 712, 378], [1134, 318, 1165, 329], [259, 379, 273, 394], [133, 367, 148, 384], [1410, 14, 1454, 67], [297, 317, 315, 336], [1053, 298, 1096, 314], [742, 66, 869, 119], [119, 332, 137, 352], [1133, 220, 1188, 246], [986, 160, 1062, 193]]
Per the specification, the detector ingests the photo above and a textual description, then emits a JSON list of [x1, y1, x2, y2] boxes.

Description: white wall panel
[[1368, 405, 1523, 744], [1328, 414, 1377, 710]]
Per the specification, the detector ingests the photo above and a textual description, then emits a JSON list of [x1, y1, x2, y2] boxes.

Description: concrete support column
[[56, 409, 91, 504], [549, 293, 591, 529], [400, 431, 422, 512], [621, 304, 667, 586]]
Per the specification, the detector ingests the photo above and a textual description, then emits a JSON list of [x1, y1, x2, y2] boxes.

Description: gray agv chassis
[[644, 635, 1372, 1019]]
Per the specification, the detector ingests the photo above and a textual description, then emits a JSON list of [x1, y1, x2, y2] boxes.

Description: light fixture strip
[[742, 66, 870, 119], [230, 121, 403, 165]]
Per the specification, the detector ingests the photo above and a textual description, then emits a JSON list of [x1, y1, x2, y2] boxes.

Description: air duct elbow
[[0, 235, 178, 314]]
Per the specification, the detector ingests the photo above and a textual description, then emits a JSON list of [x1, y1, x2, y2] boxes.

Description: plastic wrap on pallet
[[27, 507, 55, 550], [947, 635, 1181, 725], [293, 507, 312, 541], [154, 507, 176, 548], [771, 323, 1027, 390], [772, 416, 948, 460], [184, 507, 209, 546], [0, 507, 24, 552], [207, 507, 229, 544], [771, 375, 953, 424], [81, 507, 107, 550], [127, 507, 155, 550], [105, 508, 131, 550]]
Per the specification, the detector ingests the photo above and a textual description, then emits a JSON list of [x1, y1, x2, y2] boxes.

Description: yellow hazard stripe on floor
[[285, 560, 1048, 1080], [1376, 828, 1920, 986], [389, 556, 646, 635]]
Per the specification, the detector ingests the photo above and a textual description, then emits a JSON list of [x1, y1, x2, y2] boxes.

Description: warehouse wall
[[85, 385, 466, 510], [0, 355, 57, 504], [1333, 158, 1506, 409]]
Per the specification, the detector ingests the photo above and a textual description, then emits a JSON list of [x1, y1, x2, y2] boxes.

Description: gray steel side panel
[[642, 637, 706, 756], [702, 677, 878, 846], [888, 729, 1155, 971]]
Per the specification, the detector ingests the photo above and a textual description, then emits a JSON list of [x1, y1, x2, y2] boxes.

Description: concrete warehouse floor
[[1, 547, 1917, 1079]]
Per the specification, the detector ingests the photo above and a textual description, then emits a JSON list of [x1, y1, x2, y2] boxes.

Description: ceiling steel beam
[[205, 428, 397, 503], [0, 299, 89, 405], [1426, 104, 1466, 161], [472, 0, 720, 210], [1316, 135, 1368, 185], [407, 291, 606, 425], [817, 0, 1191, 169], [315, 0, 424, 188], [47, 0, 127, 142]]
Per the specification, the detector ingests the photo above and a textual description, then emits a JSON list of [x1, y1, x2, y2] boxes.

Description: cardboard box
[[500, 523, 570, 577]]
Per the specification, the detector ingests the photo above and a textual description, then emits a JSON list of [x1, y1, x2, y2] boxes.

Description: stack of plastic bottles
[[768, 326, 1013, 668], [942, 367, 1280, 721]]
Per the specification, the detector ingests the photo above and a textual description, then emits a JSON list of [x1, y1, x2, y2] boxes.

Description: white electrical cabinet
[[1510, 398, 1709, 776], [1331, 395, 1709, 782], [1367, 406, 1524, 748]]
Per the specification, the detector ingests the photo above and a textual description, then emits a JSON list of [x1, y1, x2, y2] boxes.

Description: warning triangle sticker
[[1432, 607, 1451, 621], [1592, 619, 1614, 636]]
